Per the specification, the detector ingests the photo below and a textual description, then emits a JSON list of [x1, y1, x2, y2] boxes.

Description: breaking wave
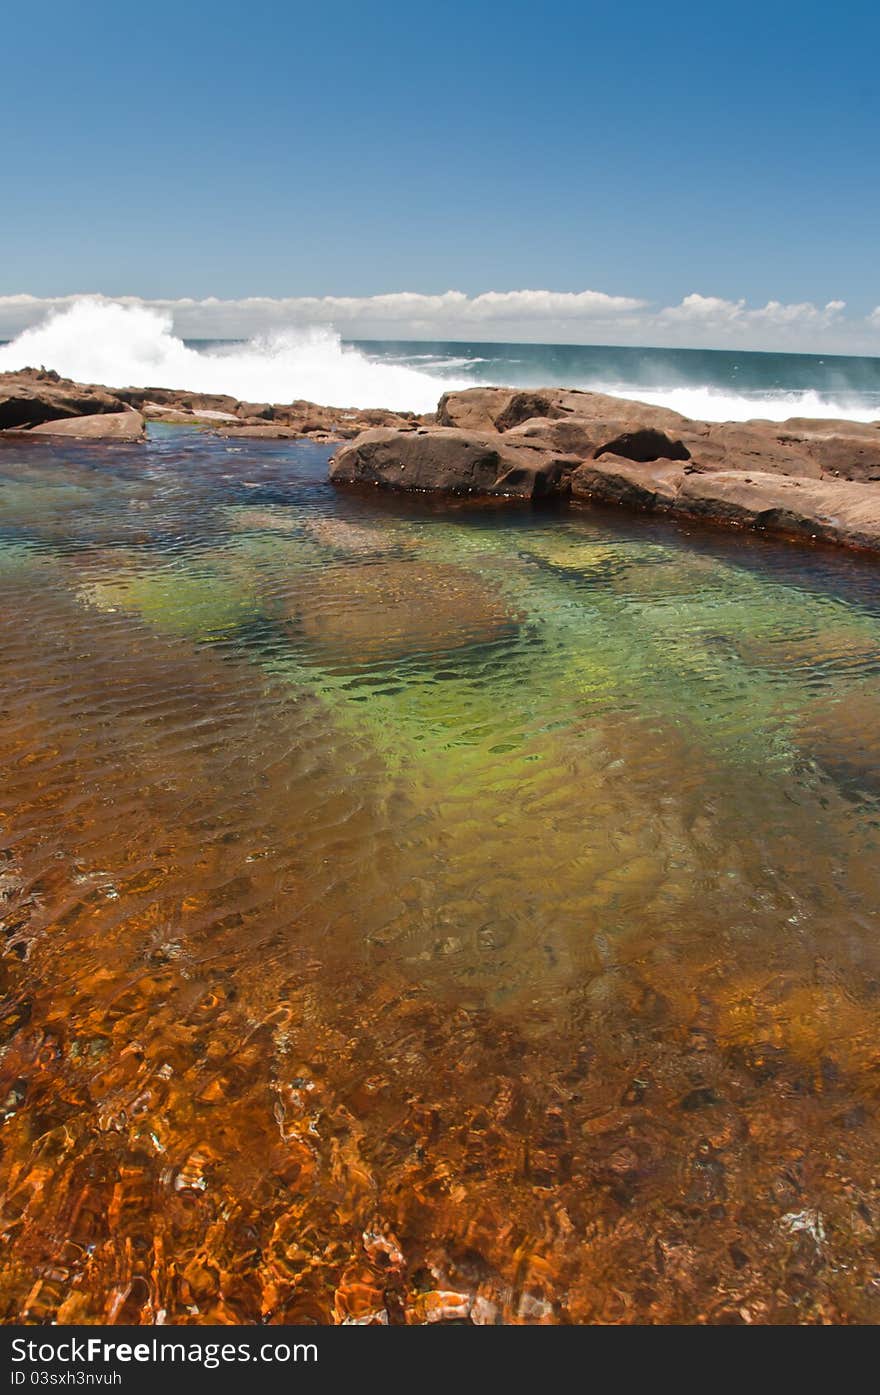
[[0, 299, 468, 413], [1, 298, 879, 421]]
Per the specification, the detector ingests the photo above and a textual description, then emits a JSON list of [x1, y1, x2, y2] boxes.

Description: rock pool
[[1, 426, 879, 1323]]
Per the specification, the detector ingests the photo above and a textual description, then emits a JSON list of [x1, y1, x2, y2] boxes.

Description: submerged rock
[[79, 564, 257, 638], [0, 540, 48, 574], [731, 623, 879, 674], [518, 533, 630, 576], [795, 683, 880, 796], [303, 517, 414, 554], [221, 505, 300, 534], [292, 560, 520, 663]]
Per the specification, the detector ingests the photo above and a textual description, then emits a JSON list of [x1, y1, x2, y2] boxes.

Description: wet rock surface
[[330, 427, 577, 500], [570, 458, 686, 510], [0, 369, 132, 431], [29, 411, 146, 441], [572, 464, 880, 552]]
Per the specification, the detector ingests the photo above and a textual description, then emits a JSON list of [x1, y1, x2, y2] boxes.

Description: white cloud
[[658, 293, 849, 332], [0, 288, 876, 352]]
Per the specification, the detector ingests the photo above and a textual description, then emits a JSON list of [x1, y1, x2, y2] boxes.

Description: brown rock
[[215, 424, 304, 439], [330, 427, 577, 500], [268, 400, 419, 436], [1, 367, 424, 444], [781, 416, 880, 436], [110, 387, 421, 438], [595, 426, 690, 463], [142, 402, 241, 424], [436, 387, 522, 432], [28, 411, 146, 441], [507, 415, 690, 462], [682, 422, 821, 478], [674, 469, 880, 550], [0, 368, 129, 430], [569, 456, 880, 553], [438, 386, 690, 435], [186, 407, 241, 423], [140, 402, 201, 423], [116, 386, 242, 416], [437, 388, 880, 485], [503, 416, 611, 456], [679, 420, 880, 483], [570, 457, 686, 510], [789, 428, 880, 483]]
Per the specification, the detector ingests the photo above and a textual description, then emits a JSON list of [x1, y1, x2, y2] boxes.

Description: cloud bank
[[1, 289, 879, 354]]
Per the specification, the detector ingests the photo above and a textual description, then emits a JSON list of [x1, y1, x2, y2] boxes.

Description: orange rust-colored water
[[1, 426, 880, 1324]]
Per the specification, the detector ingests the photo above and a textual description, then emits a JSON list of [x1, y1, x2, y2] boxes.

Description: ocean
[[356, 338, 880, 422], [1, 299, 880, 421]]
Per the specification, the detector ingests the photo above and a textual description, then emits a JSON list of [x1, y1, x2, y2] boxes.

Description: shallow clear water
[[1, 425, 880, 1324]]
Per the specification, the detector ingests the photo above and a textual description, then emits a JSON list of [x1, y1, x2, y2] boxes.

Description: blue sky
[[2, 0, 879, 348]]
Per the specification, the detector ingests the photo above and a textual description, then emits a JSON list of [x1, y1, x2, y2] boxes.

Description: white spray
[[0, 299, 467, 413]]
